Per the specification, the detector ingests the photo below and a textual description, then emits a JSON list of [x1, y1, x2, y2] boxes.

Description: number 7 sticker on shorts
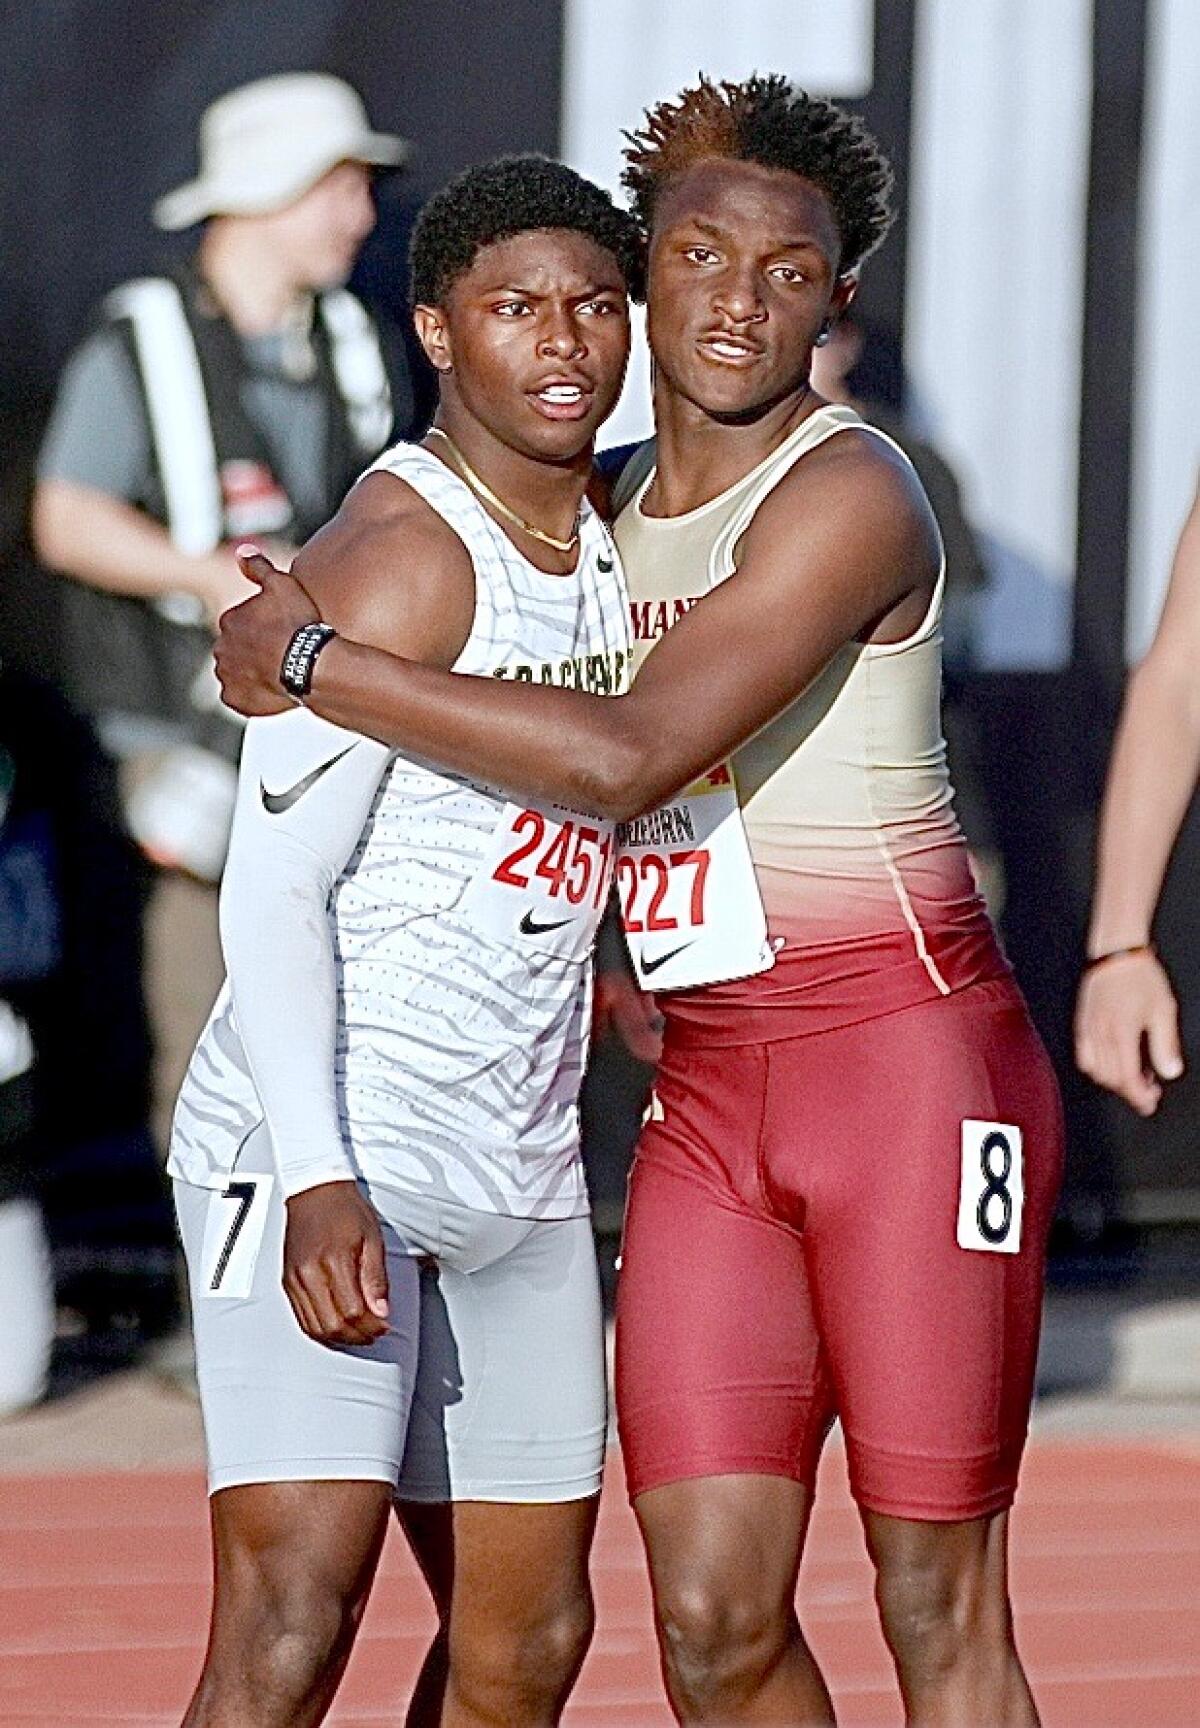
[[200, 1174, 275, 1299], [957, 1121, 1023, 1254]]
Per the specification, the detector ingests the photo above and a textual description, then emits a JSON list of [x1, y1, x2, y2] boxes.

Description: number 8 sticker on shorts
[[957, 1120, 1024, 1254]]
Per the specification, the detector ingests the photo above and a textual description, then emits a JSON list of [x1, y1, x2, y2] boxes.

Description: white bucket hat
[[154, 73, 408, 231]]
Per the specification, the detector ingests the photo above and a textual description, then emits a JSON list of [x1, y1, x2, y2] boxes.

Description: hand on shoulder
[[215, 468, 477, 716], [292, 469, 476, 668]]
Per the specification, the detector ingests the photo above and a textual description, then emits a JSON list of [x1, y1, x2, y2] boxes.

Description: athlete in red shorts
[[216, 76, 1064, 1728]]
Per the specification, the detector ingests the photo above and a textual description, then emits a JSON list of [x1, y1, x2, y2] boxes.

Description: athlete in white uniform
[[170, 158, 641, 1728]]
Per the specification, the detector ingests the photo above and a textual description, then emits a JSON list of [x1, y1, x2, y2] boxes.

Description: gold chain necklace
[[426, 428, 581, 553]]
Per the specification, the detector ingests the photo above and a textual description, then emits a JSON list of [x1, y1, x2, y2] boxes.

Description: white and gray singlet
[[169, 441, 631, 1219]]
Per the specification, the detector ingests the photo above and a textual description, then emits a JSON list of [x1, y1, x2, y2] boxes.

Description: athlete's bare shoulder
[[740, 420, 941, 637], [291, 466, 475, 671], [768, 422, 939, 571]]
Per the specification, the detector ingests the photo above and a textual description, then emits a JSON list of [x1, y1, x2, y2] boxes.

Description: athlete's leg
[[184, 1480, 392, 1728], [634, 1475, 834, 1725], [616, 1038, 837, 1727], [398, 1496, 599, 1728], [393, 1209, 607, 1726], [773, 983, 1063, 1725], [862, 1508, 1038, 1727], [176, 1127, 421, 1727]]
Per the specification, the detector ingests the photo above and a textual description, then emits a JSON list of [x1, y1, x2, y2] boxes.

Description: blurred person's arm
[[1076, 478, 1200, 1114], [31, 328, 255, 621], [33, 479, 258, 621]]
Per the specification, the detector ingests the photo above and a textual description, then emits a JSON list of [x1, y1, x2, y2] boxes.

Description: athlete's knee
[[655, 1575, 790, 1709], [449, 1589, 594, 1722], [201, 1565, 364, 1718], [257, 1587, 357, 1696], [873, 1540, 1009, 1682]]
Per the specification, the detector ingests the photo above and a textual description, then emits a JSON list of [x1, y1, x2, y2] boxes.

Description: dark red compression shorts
[[615, 976, 1064, 1521]]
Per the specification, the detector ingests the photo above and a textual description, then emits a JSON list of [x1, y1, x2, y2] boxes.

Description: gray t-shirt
[[38, 324, 330, 530]]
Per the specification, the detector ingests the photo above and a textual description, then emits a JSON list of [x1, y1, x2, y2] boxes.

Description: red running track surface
[[2, 1439, 1198, 1725]]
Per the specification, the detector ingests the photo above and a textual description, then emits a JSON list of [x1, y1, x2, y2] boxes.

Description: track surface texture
[[3, 1435, 1199, 1726]]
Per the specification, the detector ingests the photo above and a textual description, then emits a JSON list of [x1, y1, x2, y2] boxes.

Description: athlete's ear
[[413, 303, 453, 375], [829, 272, 859, 322]]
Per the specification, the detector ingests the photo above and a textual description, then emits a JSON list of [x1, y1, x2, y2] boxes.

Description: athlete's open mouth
[[697, 335, 764, 366], [529, 376, 595, 419]]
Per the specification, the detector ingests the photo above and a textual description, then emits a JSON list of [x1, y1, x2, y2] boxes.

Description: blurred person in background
[[1076, 476, 1200, 1115], [31, 72, 409, 1148]]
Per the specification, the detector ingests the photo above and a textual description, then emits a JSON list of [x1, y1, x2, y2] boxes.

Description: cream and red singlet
[[612, 402, 1009, 1040]]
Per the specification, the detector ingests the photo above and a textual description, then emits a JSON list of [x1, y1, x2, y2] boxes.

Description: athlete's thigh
[[176, 1124, 421, 1494], [397, 1211, 607, 1504], [615, 1043, 833, 1502], [398, 1495, 598, 1631], [785, 983, 1064, 1521], [634, 1472, 814, 1634], [859, 1502, 1014, 1609], [208, 1478, 394, 1620]]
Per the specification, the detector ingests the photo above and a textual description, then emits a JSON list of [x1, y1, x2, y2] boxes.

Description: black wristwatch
[[280, 622, 337, 700]]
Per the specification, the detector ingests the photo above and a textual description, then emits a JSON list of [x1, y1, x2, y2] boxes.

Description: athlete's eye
[[770, 264, 808, 285], [683, 246, 720, 266], [579, 298, 624, 317], [494, 300, 531, 318]]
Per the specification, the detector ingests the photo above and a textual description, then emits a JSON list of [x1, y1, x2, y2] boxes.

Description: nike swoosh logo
[[520, 910, 573, 936], [260, 746, 356, 814], [641, 942, 693, 976]]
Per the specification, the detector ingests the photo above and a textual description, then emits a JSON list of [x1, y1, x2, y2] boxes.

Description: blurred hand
[[1075, 949, 1184, 1116], [213, 545, 319, 716], [594, 968, 664, 1066], [283, 1181, 390, 1345]]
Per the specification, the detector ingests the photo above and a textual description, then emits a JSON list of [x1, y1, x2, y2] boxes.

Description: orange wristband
[[1082, 943, 1155, 972]]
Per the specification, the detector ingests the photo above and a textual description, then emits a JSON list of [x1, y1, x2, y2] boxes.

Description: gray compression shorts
[[175, 1123, 607, 1500]]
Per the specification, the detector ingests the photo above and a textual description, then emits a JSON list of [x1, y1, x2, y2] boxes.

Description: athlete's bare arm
[[1076, 479, 1200, 1115], [219, 433, 938, 818], [289, 469, 476, 664]]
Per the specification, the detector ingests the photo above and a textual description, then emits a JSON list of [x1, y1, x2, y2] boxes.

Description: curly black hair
[[623, 75, 894, 274], [410, 155, 645, 307]]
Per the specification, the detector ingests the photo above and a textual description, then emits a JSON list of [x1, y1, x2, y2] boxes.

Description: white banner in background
[[1126, 0, 1200, 664], [561, 0, 875, 447], [905, 0, 1092, 671]]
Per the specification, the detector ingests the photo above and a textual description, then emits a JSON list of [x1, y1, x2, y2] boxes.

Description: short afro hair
[[410, 155, 645, 306], [623, 75, 894, 275]]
